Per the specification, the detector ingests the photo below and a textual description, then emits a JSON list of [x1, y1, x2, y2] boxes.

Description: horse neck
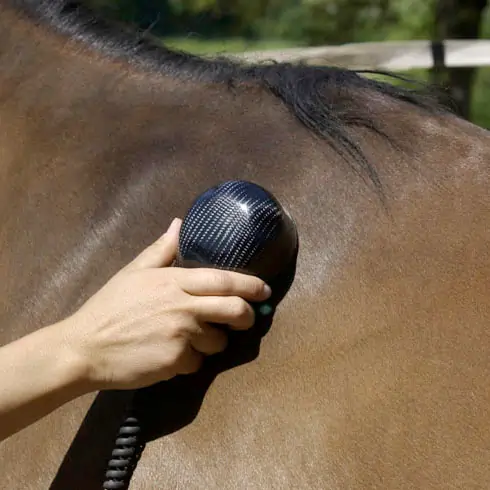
[[2, 4, 490, 343], [0, 5, 310, 336], [3, 7, 490, 489], [0, 7, 183, 330]]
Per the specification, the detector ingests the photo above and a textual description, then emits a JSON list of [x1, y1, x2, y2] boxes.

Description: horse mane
[[9, 0, 451, 192]]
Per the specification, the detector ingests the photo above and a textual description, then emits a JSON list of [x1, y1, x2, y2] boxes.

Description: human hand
[[64, 218, 271, 391]]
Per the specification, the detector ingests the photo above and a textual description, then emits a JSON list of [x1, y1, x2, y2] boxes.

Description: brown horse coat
[[1, 2, 489, 489]]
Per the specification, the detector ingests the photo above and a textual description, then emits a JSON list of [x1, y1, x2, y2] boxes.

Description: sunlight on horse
[[0, 1, 489, 489]]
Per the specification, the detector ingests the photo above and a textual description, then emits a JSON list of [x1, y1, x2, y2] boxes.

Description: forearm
[[0, 319, 90, 442]]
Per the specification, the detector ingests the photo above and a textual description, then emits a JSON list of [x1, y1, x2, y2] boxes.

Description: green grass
[[472, 67, 490, 129], [163, 36, 490, 129], [375, 67, 490, 130], [162, 37, 299, 55]]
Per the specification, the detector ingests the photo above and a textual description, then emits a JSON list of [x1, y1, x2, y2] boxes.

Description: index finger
[[173, 268, 272, 303]]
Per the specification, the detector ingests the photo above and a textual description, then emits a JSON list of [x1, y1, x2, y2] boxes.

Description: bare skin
[[0, 218, 271, 442]]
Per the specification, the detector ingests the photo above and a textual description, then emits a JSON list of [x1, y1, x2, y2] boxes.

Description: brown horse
[[1, 1, 490, 489]]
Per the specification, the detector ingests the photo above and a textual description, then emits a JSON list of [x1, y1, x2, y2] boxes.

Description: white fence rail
[[229, 39, 490, 71]]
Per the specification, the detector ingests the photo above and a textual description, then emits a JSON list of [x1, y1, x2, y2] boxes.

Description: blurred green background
[[88, 0, 490, 128]]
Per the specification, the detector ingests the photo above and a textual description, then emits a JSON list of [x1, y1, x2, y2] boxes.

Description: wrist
[[0, 319, 94, 441], [45, 317, 95, 398]]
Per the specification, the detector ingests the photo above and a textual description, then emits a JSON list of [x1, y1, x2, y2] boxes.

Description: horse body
[[1, 2, 489, 489]]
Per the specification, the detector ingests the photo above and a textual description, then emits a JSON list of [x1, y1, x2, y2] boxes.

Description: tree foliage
[[85, 0, 406, 42], [83, 0, 490, 120]]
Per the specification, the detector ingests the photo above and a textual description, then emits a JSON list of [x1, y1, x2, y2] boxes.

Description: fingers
[[174, 346, 204, 375], [189, 322, 228, 355], [174, 323, 228, 375], [189, 296, 256, 331], [175, 268, 271, 303], [125, 218, 182, 271]]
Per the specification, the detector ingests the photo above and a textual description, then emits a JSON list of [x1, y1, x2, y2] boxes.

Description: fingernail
[[263, 284, 272, 298], [167, 218, 181, 232], [160, 218, 180, 240]]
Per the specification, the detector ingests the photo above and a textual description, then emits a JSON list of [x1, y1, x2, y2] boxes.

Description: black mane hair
[[8, 0, 451, 192]]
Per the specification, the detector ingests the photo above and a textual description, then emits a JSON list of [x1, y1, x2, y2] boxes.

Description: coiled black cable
[[100, 180, 298, 490], [102, 413, 145, 490]]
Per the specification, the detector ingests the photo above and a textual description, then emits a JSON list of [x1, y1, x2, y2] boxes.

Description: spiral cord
[[102, 414, 146, 490], [99, 181, 297, 489]]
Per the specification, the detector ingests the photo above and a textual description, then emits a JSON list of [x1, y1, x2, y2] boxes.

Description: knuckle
[[248, 278, 265, 297], [155, 278, 183, 299], [165, 343, 186, 365], [229, 298, 252, 319], [167, 313, 193, 338], [166, 281, 183, 297], [208, 270, 233, 292]]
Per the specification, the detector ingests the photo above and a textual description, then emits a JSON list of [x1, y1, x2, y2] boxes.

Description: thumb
[[125, 218, 182, 271]]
